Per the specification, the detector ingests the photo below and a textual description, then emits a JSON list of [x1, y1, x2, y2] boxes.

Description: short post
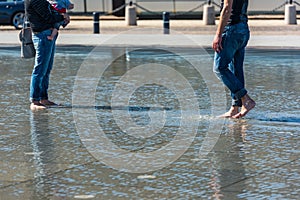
[[93, 12, 100, 34], [163, 12, 170, 34], [285, 1, 297, 25], [83, 0, 87, 13], [203, 0, 215, 25], [125, 1, 137, 26]]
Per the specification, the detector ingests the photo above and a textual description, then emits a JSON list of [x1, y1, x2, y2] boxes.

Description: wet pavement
[[0, 17, 300, 200], [0, 42, 299, 199]]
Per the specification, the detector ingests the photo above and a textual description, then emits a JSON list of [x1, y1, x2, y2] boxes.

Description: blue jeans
[[213, 22, 250, 107], [30, 29, 57, 102]]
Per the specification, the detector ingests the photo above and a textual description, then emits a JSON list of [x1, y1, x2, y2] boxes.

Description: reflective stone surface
[[0, 46, 299, 199]]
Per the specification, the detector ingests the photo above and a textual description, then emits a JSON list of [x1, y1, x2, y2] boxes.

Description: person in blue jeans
[[213, 0, 255, 118], [25, 0, 70, 110]]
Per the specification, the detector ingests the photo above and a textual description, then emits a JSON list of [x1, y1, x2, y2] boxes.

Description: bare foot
[[40, 100, 58, 106], [232, 94, 256, 118], [218, 106, 240, 118], [30, 102, 47, 110]]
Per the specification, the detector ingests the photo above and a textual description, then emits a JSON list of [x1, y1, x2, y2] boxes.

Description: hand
[[212, 34, 223, 53], [68, 3, 74, 10], [62, 13, 70, 26]]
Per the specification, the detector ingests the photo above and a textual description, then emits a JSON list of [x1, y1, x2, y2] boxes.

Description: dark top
[[25, 0, 64, 32], [220, 0, 248, 25]]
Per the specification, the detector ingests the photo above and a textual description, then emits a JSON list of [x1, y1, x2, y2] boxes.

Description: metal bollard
[[285, 3, 297, 25], [163, 12, 170, 34], [93, 12, 100, 34], [203, 2, 215, 25], [125, 1, 137, 26]]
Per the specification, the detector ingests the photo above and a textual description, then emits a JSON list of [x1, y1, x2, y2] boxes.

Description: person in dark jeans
[[25, 0, 70, 110], [212, 0, 255, 118]]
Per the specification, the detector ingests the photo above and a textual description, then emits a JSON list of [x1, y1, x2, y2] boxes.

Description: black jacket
[[25, 0, 64, 32]]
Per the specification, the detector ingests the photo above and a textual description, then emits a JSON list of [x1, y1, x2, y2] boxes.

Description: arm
[[212, 0, 233, 53], [64, 0, 74, 10], [31, 0, 64, 25]]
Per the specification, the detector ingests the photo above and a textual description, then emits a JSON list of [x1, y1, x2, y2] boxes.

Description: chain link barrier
[[86, 0, 299, 16], [134, 1, 221, 17], [273, 0, 300, 12], [99, 1, 221, 17]]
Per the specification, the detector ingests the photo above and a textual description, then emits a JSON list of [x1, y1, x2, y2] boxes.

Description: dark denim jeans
[[213, 22, 250, 107], [30, 29, 57, 102]]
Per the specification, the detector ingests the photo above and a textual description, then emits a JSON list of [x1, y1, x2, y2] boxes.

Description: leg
[[213, 33, 247, 117], [229, 47, 246, 107], [30, 30, 56, 110], [230, 52, 256, 118], [232, 94, 256, 118], [232, 30, 256, 118], [214, 50, 247, 102], [228, 61, 242, 108], [40, 31, 58, 106]]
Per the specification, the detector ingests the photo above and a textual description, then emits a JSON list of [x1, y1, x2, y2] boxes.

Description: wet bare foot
[[232, 94, 256, 119], [218, 106, 240, 118], [40, 100, 58, 106], [30, 102, 47, 110]]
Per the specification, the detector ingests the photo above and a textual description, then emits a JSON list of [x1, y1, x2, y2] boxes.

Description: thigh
[[32, 30, 55, 73], [214, 29, 239, 69]]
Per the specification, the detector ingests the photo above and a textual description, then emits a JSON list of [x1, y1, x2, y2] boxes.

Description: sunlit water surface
[[0, 46, 299, 199]]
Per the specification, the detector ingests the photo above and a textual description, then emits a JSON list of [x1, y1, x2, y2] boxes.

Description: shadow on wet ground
[[0, 45, 299, 199]]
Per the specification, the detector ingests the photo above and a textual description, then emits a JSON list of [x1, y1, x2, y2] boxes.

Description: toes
[[232, 112, 243, 119]]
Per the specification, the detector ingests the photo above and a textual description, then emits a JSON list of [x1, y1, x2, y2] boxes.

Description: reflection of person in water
[[30, 111, 53, 197], [209, 121, 248, 198], [212, 0, 255, 118]]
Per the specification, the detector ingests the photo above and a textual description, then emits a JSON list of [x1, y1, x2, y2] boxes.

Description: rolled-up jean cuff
[[232, 99, 242, 107], [30, 98, 40, 102], [234, 88, 247, 100]]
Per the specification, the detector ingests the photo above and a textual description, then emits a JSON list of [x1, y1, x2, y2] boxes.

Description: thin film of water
[[0, 46, 299, 199]]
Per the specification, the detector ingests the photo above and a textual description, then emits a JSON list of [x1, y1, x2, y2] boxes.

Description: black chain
[[273, 0, 300, 12]]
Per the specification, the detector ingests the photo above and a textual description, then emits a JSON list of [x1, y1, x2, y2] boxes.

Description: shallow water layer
[[0, 46, 299, 200]]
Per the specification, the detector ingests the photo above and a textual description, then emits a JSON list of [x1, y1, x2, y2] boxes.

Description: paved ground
[[0, 16, 299, 200], [1, 17, 300, 48], [63, 16, 300, 35]]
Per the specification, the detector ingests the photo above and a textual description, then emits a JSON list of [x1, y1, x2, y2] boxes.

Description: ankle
[[230, 106, 239, 112], [32, 101, 41, 105]]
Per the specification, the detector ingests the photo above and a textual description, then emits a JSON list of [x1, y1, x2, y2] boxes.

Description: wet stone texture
[[0, 46, 299, 199]]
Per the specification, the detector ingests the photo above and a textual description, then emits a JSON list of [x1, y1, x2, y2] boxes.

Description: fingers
[[63, 13, 70, 25], [213, 42, 222, 53], [212, 35, 223, 53]]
